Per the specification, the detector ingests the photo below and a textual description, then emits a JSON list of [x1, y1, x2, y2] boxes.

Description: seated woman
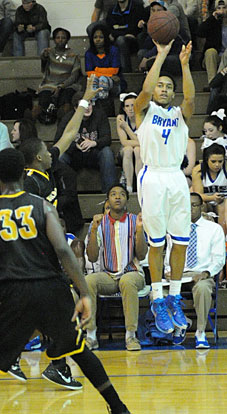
[[116, 92, 143, 193], [85, 24, 123, 104], [192, 143, 227, 234], [200, 110, 227, 155], [33, 27, 84, 122]]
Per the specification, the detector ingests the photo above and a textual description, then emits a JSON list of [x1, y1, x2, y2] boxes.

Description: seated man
[[0, 0, 16, 56], [13, 0, 50, 56], [86, 184, 148, 351], [164, 192, 226, 348], [54, 91, 116, 194]]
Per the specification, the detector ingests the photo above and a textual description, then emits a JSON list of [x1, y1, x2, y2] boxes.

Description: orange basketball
[[147, 10, 180, 44]]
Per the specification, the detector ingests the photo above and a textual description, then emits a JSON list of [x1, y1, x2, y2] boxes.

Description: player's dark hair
[[159, 71, 176, 91], [18, 138, 43, 166], [190, 192, 203, 205], [0, 148, 25, 183], [107, 183, 129, 200], [14, 118, 38, 141], [201, 143, 225, 177], [89, 24, 111, 55]]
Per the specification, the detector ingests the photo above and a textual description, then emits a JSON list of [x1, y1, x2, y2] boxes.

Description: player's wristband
[[79, 99, 89, 109]]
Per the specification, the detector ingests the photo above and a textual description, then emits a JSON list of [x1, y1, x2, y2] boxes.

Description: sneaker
[[107, 403, 131, 413], [126, 337, 141, 351], [195, 335, 210, 349], [173, 327, 187, 345], [85, 337, 99, 351], [8, 359, 27, 382], [165, 295, 187, 329], [24, 336, 42, 351], [42, 362, 83, 390], [151, 298, 174, 333]]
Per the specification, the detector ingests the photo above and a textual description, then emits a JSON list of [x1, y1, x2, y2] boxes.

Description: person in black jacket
[[13, 0, 50, 56], [54, 91, 117, 193], [197, 0, 227, 86], [106, 0, 146, 72]]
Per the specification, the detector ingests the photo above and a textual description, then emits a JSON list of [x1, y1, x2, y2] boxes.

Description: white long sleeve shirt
[[165, 216, 226, 277]]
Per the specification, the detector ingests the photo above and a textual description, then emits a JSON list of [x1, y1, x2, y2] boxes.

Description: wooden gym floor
[[1, 334, 227, 414]]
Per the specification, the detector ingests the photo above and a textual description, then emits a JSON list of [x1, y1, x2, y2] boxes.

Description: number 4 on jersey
[[162, 128, 171, 144]]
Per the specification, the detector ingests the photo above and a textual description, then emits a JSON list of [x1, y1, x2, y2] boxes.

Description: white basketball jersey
[[137, 101, 188, 169]]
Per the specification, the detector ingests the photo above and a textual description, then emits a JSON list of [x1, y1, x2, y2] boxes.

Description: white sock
[[169, 280, 182, 296], [86, 329, 97, 341], [151, 282, 163, 300], [195, 330, 205, 340], [126, 331, 135, 341]]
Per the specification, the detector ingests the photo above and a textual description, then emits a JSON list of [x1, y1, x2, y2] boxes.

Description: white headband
[[211, 108, 226, 120], [120, 92, 137, 102]]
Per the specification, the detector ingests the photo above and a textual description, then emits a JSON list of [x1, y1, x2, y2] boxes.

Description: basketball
[[147, 10, 180, 44]]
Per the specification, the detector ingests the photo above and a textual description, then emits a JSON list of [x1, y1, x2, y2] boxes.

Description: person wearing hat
[[31, 27, 84, 122], [198, 0, 227, 88], [13, 0, 51, 56]]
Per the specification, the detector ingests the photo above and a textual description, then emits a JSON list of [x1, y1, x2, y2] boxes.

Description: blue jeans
[[64, 146, 117, 193], [0, 17, 14, 53], [13, 29, 50, 56]]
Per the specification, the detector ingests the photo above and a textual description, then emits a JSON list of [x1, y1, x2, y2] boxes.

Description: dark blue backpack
[[137, 309, 173, 346]]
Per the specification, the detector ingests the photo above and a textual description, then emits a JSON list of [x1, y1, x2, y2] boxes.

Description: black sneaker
[[42, 362, 83, 390], [8, 359, 27, 382], [107, 404, 131, 413]]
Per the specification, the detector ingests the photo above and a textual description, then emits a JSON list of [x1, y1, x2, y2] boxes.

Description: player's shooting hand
[[179, 41, 192, 65], [83, 74, 102, 102], [92, 214, 103, 230], [153, 39, 174, 56], [71, 295, 92, 329]]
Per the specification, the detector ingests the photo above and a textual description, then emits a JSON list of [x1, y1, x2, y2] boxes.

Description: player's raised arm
[[179, 41, 195, 123], [53, 75, 102, 157], [134, 40, 174, 128]]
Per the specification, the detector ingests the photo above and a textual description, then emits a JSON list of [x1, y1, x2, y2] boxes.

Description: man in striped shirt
[[86, 183, 148, 351]]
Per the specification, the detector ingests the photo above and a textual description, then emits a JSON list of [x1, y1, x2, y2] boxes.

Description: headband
[[120, 92, 137, 102], [211, 108, 226, 120]]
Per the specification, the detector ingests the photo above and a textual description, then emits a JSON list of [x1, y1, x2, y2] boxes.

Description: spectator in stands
[[180, 0, 199, 49], [86, 0, 116, 37], [32, 27, 84, 122], [116, 92, 142, 193], [200, 110, 227, 154], [0, 121, 13, 150], [0, 0, 16, 56], [162, 0, 191, 44], [165, 192, 225, 348], [84, 198, 110, 274], [85, 184, 147, 351], [54, 90, 117, 194], [85, 24, 122, 103], [106, 0, 146, 72], [11, 118, 38, 147], [13, 0, 50, 56], [207, 65, 227, 113], [197, 0, 227, 89], [192, 143, 227, 234]]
